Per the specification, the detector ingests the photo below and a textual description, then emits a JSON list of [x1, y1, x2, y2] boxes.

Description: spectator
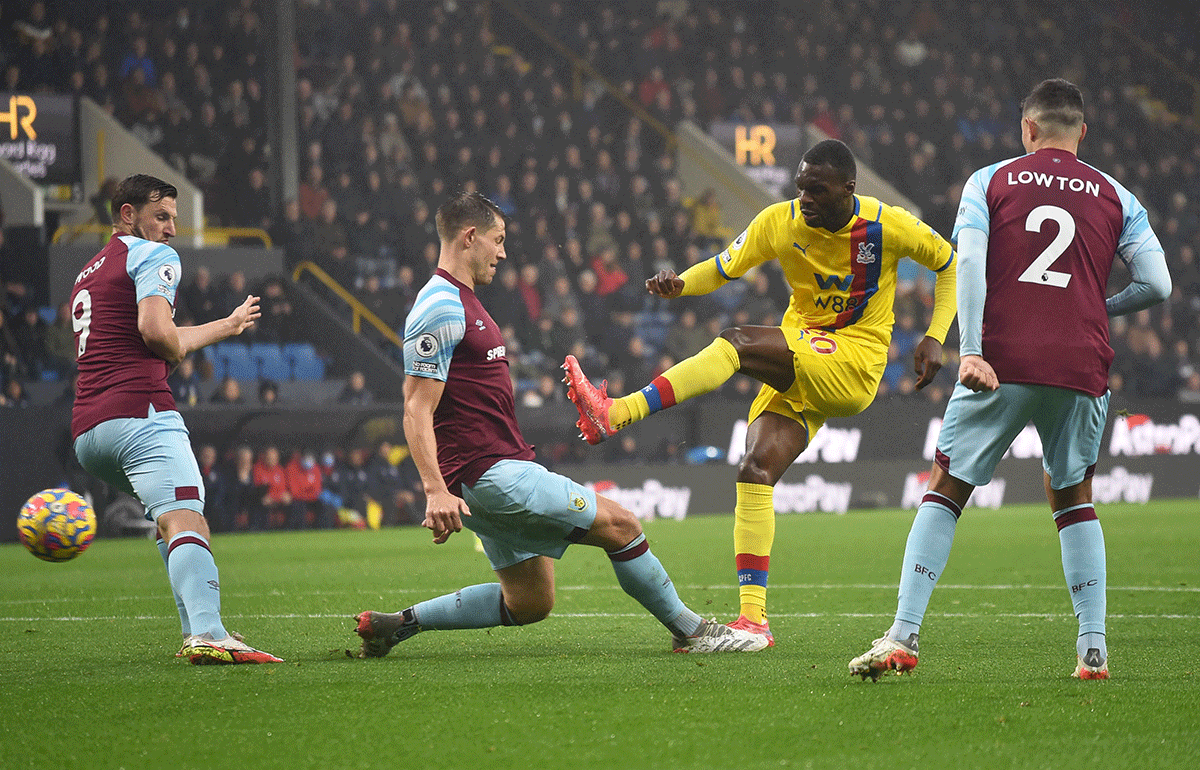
[[44, 302, 76, 377], [209, 376, 244, 404], [286, 449, 327, 528], [197, 444, 231, 532], [180, 265, 221, 325], [252, 445, 292, 529], [271, 199, 315, 271], [12, 306, 48, 378], [227, 445, 265, 530], [258, 379, 280, 406], [169, 356, 203, 407], [299, 164, 331, 222], [2, 377, 30, 407], [255, 277, 296, 343], [337, 370, 374, 404]]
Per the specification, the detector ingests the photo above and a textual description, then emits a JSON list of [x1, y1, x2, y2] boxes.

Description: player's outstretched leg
[[355, 609, 423, 658], [673, 619, 772, 653], [563, 338, 741, 444], [354, 583, 517, 657], [562, 355, 614, 444], [848, 633, 920, 680]]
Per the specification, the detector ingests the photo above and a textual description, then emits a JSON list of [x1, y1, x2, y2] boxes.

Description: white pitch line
[[2, 611, 1199, 623], [0, 582, 1196, 606]]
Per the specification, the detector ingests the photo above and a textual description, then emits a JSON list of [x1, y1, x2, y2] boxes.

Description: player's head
[[795, 139, 857, 231], [1020, 78, 1086, 150], [112, 174, 178, 243], [436, 190, 507, 286]]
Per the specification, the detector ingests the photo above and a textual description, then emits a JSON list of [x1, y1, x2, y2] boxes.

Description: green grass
[[1, 500, 1198, 770]]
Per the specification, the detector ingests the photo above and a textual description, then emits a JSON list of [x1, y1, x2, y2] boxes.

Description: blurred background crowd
[[1, 0, 1197, 529]]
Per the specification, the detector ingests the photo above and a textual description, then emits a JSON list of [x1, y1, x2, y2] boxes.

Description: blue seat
[[250, 343, 289, 381], [38, 306, 57, 325], [213, 342, 256, 381], [284, 343, 325, 381]]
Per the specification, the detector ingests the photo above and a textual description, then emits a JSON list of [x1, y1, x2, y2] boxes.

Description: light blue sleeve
[[951, 166, 992, 243], [124, 237, 181, 305], [403, 279, 466, 381], [1101, 173, 1172, 316], [954, 227, 988, 357]]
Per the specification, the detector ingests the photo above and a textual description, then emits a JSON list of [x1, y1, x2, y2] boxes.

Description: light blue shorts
[[935, 382, 1109, 490], [73, 406, 205, 521], [461, 459, 598, 570]]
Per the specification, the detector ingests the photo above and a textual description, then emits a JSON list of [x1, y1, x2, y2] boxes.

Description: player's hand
[[958, 354, 999, 392], [912, 336, 944, 390], [227, 294, 261, 336], [422, 489, 471, 544], [645, 270, 685, 298]]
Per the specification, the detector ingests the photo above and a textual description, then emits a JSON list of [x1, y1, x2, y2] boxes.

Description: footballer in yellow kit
[[730, 193, 956, 438], [563, 139, 956, 642]]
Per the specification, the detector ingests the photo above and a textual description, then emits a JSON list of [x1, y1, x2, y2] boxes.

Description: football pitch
[[1, 500, 1197, 770]]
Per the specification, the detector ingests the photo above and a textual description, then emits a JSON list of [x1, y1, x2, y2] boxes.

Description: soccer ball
[[17, 488, 97, 562]]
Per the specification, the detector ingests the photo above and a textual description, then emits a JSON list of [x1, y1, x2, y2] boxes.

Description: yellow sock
[[734, 481, 775, 624], [608, 337, 740, 429]]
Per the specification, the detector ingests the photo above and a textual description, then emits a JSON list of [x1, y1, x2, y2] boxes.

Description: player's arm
[[1106, 248, 1171, 316], [648, 213, 772, 298], [953, 226, 998, 392], [402, 373, 470, 544], [910, 223, 958, 390], [176, 294, 262, 356], [138, 295, 261, 364]]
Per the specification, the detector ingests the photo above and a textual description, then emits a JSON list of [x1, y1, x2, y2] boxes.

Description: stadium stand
[[1, 0, 1197, 442]]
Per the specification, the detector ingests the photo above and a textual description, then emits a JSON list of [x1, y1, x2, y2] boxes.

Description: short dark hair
[[111, 174, 177, 220], [435, 190, 505, 242], [800, 139, 856, 182], [1020, 78, 1084, 134]]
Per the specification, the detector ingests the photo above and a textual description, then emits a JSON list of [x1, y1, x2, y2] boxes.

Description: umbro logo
[[475, 319, 486, 330], [207, 580, 220, 590]]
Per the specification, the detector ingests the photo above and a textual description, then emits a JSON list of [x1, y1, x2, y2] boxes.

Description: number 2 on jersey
[[1018, 204, 1075, 288], [73, 289, 92, 357]]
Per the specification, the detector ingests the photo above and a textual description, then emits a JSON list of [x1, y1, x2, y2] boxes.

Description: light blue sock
[[608, 534, 702, 637], [1056, 506, 1107, 659], [890, 494, 961, 640], [156, 536, 190, 636], [166, 531, 227, 640], [412, 583, 508, 629]]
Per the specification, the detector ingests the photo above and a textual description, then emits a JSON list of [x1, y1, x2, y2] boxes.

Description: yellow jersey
[[711, 195, 956, 349]]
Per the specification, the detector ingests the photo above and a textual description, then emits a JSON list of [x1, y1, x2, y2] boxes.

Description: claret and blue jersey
[[403, 268, 534, 494], [953, 148, 1166, 396], [70, 234, 182, 439]]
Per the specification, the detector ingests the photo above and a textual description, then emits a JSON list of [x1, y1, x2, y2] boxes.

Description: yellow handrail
[[52, 223, 273, 247], [291, 260, 401, 347]]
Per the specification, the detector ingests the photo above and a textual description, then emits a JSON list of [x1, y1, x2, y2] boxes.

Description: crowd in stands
[[193, 439, 424, 533], [2, 0, 1198, 417]]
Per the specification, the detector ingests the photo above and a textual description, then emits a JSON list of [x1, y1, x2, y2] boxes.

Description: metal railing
[[291, 260, 401, 347]]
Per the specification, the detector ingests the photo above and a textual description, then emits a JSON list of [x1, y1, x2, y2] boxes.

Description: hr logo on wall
[[0, 92, 80, 185]]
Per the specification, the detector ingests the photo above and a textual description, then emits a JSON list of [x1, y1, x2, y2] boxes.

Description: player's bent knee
[[584, 497, 644, 550], [505, 596, 553, 625], [736, 455, 776, 487]]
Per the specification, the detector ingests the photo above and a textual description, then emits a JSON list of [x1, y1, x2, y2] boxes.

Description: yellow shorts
[[747, 327, 886, 440]]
